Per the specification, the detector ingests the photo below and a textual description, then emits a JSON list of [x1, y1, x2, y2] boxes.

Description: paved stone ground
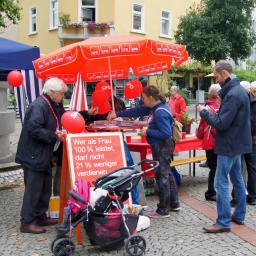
[[1, 104, 256, 255], [2, 165, 256, 256]]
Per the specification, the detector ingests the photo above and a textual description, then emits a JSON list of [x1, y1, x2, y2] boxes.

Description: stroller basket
[[84, 213, 139, 249]]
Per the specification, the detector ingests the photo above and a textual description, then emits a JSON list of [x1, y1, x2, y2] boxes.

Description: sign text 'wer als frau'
[[66, 132, 127, 186]]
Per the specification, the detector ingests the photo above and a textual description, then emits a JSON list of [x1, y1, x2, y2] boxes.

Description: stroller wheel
[[52, 237, 75, 256], [125, 235, 147, 256], [50, 235, 68, 253]]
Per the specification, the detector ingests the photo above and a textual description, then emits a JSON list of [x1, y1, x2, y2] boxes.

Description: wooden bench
[[171, 155, 207, 176], [171, 155, 206, 167]]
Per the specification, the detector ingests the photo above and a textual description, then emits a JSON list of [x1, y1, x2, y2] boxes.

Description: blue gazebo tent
[[0, 37, 42, 123]]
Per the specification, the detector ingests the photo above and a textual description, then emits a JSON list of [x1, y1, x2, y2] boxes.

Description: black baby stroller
[[51, 159, 158, 256]]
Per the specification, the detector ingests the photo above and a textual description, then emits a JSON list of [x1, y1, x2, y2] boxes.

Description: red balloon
[[61, 111, 85, 133], [92, 90, 109, 106], [91, 101, 111, 114], [98, 102, 111, 114], [91, 101, 97, 107], [7, 70, 23, 87], [124, 80, 142, 99], [95, 82, 111, 97]]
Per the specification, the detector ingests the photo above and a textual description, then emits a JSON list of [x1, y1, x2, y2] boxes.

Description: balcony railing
[[58, 24, 115, 46]]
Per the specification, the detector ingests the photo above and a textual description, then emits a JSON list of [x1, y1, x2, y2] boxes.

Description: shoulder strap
[[155, 107, 174, 127], [210, 126, 215, 138], [155, 107, 172, 116]]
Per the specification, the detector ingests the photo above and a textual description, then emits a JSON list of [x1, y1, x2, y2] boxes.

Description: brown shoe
[[231, 214, 244, 225], [36, 218, 58, 226], [203, 224, 230, 233], [20, 224, 46, 234]]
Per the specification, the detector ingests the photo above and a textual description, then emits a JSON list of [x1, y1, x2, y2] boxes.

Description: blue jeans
[[214, 155, 246, 228]]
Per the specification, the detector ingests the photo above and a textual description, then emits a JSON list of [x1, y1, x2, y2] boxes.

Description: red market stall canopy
[[33, 35, 189, 84]]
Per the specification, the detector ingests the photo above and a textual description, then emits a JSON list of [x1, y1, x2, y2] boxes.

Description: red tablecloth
[[127, 137, 203, 176], [127, 137, 203, 154], [87, 125, 142, 132]]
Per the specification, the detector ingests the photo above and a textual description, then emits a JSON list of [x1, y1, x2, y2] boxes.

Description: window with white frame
[[30, 6, 37, 33], [50, 0, 58, 28], [161, 9, 172, 37], [132, 3, 144, 32], [81, 0, 96, 22]]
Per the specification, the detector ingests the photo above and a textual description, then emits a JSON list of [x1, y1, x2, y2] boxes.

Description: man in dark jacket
[[198, 60, 252, 233], [16, 77, 68, 234], [230, 85, 256, 206]]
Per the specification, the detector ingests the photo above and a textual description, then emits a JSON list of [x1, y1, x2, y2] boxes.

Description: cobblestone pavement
[[1, 104, 256, 255], [2, 166, 256, 256]]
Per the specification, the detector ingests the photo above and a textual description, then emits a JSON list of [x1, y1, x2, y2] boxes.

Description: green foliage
[[179, 89, 191, 106], [234, 67, 256, 82], [63, 99, 69, 106], [180, 111, 198, 125], [174, 0, 256, 64], [8, 95, 16, 106], [59, 13, 71, 26], [0, 0, 22, 32], [171, 62, 212, 74]]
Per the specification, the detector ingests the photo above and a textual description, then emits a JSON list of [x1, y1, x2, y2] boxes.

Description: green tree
[[174, 0, 256, 64], [0, 0, 22, 32]]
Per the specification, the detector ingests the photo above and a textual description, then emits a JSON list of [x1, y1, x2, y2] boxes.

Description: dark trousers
[[151, 138, 179, 215], [232, 145, 256, 201], [20, 166, 52, 225], [244, 144, 256, 200], [205, 149, 217, 199]]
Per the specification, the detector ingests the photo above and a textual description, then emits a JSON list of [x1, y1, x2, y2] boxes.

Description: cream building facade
[[17, 0, 200, 98], [18, 0, 200, 54]]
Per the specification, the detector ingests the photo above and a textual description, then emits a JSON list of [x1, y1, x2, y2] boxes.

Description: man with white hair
[[16, 78, 68, 234], [16, 78, 97, 234], [167, 85, 186, 121]]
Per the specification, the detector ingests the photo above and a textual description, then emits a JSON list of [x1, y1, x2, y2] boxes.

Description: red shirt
[[167, 94, 186, 121]]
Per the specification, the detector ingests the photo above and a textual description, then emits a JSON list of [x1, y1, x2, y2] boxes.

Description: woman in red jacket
[[197, 83, 221, 201]]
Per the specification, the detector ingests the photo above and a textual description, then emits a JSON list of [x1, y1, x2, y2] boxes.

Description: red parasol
[[33, 35, 188, 110]]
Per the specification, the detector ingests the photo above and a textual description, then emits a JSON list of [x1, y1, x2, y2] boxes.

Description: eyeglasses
[[56, 90, 66, 96]]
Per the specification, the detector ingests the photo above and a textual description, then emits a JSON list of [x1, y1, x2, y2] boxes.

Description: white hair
[[42, 77, 66, 96], [251, 81, 256, 89], [208, 83, 221, 98], [240, 81, 250, 91], [171, 85, 179, 92]]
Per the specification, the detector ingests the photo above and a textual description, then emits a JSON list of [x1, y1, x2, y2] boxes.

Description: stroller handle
[[68, 190, 88, 205], [137, 159, 159, 173], [137, 159, 159, 168]]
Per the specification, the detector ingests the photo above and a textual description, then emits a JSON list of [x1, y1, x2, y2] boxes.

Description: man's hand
[[88, 106, 98, 116], [56, 132, 65, 142], [107, 112, 117, 120]]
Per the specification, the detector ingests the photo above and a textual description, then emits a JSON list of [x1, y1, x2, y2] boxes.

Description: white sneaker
[[170, 207, 180, 211]]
